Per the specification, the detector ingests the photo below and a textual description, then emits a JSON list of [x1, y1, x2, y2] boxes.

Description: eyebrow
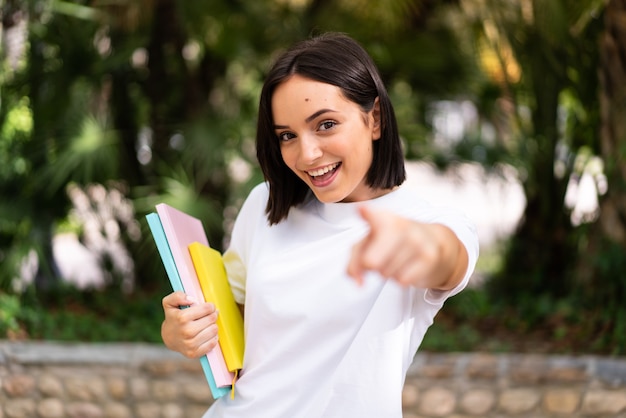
[[273, 108, 336, 130]]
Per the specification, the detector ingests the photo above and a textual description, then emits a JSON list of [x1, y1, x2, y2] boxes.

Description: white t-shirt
[[203, 182, 479, 418]]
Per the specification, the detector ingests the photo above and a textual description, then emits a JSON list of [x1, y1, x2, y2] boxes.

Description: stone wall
[[404, 352, 626, 417], [1, 341, 625, 417]]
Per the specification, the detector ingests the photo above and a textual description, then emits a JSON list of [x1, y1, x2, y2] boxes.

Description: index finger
[[347, 238, 367, 285], [346, 206, 390, 284], [356, 206, 401, 269]]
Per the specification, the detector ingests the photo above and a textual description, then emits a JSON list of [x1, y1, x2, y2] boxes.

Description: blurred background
[[0, 0, 624, 356]]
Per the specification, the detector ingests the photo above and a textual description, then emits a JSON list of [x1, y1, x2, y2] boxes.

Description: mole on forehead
[[305, 98, 310, 102]]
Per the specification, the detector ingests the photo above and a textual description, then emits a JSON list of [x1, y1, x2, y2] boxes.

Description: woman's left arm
[[347, 205, 469, 289]]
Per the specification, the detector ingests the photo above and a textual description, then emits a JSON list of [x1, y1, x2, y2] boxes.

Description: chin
[[310, 190, 344, 204], [313, 195, 340, 204]]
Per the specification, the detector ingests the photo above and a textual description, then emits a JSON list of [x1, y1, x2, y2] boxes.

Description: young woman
[[161, 32, 479, 418]]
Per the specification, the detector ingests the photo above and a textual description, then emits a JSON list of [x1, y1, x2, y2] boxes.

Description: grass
[[420, 285, 626, 355], [1, 285, 165, 343]]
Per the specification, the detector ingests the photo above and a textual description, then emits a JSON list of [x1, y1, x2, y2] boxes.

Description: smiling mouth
[[306, 162, 341, 186], [306, 162, 341, 178]]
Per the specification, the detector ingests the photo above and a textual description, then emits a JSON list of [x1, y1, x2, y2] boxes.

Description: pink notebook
[[156, 203, 235, 387]]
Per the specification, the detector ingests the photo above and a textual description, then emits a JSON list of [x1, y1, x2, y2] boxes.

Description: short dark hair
[[256, 32, 406, 225]]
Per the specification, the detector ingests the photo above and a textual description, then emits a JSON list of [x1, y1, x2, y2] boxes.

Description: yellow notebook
[[189, 242, 245, 373]]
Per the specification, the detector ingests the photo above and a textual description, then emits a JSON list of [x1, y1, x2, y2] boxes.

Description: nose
[[298, 135, 323, 164]]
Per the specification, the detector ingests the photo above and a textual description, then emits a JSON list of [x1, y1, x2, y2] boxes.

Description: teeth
[[307, 163, 339, 177]]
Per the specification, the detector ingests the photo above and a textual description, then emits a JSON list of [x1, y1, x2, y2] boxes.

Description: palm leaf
[[36, 116, 120, 196]]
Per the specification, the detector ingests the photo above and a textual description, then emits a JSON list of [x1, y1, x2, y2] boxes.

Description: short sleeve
[[221, 183, 270, 306], [222, 249, 246, 305], [423, 207, 479, 305]]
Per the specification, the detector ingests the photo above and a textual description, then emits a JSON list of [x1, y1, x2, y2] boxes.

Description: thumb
[[162, 291, 196, 310]]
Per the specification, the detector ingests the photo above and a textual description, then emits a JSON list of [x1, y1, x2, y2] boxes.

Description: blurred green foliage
[[0, 293, 22, 336]]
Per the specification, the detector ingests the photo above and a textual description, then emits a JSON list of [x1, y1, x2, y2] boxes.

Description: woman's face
[[272, 75, 382, 203]]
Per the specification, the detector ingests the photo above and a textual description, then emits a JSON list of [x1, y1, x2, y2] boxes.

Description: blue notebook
[[146, 212, 231, 399]]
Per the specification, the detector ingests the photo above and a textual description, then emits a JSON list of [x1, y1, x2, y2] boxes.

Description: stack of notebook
[[146, 204, 245, 399]]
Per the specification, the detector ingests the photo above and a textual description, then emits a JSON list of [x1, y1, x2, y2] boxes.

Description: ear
[[371, 97, 381, 141]]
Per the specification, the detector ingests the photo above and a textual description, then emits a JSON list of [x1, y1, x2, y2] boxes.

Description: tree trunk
[[575, 0, 626, 300], [490, 28, 574, 300], [597, 0, 626, 245]]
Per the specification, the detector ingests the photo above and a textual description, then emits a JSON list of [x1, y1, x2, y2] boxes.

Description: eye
[[318, 120, 336, 131], [277, 131, 296, 142]]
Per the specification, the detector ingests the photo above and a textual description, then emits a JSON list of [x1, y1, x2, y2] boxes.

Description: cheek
[[279, 146, 296, 170]]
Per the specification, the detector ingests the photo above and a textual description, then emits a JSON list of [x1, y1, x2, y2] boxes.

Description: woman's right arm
[[161, 291, 220, 359]]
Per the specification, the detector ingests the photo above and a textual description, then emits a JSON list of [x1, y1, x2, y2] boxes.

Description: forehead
[[271, 75, 354, 120]]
